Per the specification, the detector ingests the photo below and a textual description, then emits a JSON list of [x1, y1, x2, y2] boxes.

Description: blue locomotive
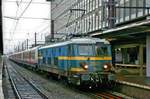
[[9, 37, 115, 87]]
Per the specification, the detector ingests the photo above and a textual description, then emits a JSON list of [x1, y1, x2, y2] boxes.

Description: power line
[[18, 0, 33, 18], [9, 0, 21, 43], [11, 0, 33, 42], [5, 0, 50, 5], [33, 20, 50, 30], [38, 25, 50, 33], [4, 16, 50, 20], [5, 0, 50, 51]]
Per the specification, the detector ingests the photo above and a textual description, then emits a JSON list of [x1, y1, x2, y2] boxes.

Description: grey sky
[[2, 0, 51, 54]]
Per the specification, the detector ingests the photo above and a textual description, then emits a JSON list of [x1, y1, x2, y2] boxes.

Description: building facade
[[50, 0, 150, 76], [51, 0, 149, 34]]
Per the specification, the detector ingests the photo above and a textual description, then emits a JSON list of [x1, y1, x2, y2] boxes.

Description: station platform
[[115, 64, 150, 90], [115, 75, 150, 98], [116, 75, 150, 90], [0, 59, 4, 99]]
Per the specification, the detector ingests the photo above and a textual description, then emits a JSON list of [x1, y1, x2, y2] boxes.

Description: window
[[31, 51, 35, 59], [43, 57, 46, 64], [48, 57, 51, 65], [78, 45, 93, 56], [54, 57, 58, 65], [96, 46, 109, 56]]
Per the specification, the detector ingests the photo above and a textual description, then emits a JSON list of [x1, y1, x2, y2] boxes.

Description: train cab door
[[67, 45, 71, 70], [67, 44, 74, 74]]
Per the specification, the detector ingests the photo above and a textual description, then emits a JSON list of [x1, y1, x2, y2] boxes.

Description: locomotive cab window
[[78, 44, 94, 56], [96, 45, 110, 56]]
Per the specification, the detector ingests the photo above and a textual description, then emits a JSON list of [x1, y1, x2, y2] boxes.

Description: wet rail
[[7, 60, 132, 99], [94, 91, 123, 99], [5, 64, 48, 99]]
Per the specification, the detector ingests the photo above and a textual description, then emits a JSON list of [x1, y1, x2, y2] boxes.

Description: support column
[[139, 45, 143, 76], [122, 48, 128, 64], [111, 45, 116, 67], [146, 34, 150, 77]]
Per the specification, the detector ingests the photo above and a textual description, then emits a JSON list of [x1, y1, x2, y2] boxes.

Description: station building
[[49, 0, 150, 77]]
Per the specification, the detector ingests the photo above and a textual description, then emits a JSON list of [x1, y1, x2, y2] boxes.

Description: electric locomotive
[[37, 37, 115, 86]]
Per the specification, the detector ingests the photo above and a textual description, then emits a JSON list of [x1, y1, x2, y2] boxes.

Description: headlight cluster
[[103, 63, 111, 71], [83, 64, 88, 69], [104, 64, 108, 69], [80, 62, 88, 70]]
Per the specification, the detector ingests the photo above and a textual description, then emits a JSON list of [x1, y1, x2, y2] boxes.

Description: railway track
[[5, 63, 48, 99], [7, 60, 92, 99], [2, 64, 17, 99], [7, 60, 132, 99], [94, 91, 123, 99]]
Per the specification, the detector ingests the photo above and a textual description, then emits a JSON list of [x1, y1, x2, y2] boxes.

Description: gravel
[[9, 61, 92, 99]]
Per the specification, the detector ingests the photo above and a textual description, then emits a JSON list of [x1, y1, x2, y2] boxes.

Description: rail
[[5, 65, 21, 99], [94, 91, 123, 99], [5, 63, 48, 99]]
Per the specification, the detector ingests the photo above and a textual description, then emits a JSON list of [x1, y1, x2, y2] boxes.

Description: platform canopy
[[91, 17, 150, 42], [46, 0, 54, 1]]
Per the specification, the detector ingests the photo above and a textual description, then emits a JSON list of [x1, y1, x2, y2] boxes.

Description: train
[[9, 37, 116, 87]]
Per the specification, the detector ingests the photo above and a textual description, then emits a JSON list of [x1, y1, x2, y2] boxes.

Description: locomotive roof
[[39, 38, 109, 50]]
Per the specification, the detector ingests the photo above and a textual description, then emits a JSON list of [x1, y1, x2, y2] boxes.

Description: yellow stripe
[[58, 56, 112, 60], [70, 67, 85, 72]]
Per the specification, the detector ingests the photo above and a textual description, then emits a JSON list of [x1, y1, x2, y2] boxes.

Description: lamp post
[[46, 0, 54, 41]]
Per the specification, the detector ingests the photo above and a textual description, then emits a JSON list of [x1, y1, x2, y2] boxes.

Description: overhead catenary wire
[[38, 25, 50, 33], [4, 0, 50, 53], [9, 0, 22, 43], [5, 0, 50, 5], [4, 16, 50, 20], [11, 0, 33, 41], [9, 0, 33, 52], [18, 0, 33, 18]]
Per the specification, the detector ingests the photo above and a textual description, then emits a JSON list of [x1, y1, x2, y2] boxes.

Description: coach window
[[31, 51, 35, 59]]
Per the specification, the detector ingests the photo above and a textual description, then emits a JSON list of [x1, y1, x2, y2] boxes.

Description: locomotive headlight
[[103, 63, 112, 71], [80, 62, 88, 70], [104, 64, 108, 69], [84, 65, 88, 69]]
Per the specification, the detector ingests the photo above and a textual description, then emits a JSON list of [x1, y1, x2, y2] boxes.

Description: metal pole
[[22, 43, 24, 51], [139, 45, 144, 76], [111, 44, 116, 67], [108, 0, 116, 28], [47, 0, 55, 42], [35, 32, 37, 47], [27, 39, 28, 49], [51, 20, 54, 40]]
